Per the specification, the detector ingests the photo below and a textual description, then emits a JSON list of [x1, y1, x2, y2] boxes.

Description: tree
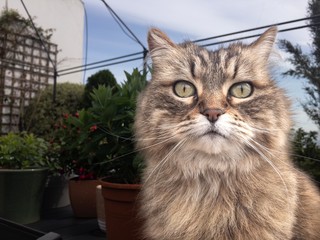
[[292, 128, 320, 184], [279, 0, 320, 128], [82, 69, 118, 108]]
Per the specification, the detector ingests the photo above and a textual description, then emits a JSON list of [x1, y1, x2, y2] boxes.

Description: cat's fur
[[134, 27, 320, 240]]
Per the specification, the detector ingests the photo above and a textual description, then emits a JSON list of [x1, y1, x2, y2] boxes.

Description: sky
[[80, 0, 318, 132]]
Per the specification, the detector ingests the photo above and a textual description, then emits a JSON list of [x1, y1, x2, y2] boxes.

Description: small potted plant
[[48, 112, 101, 218], [0, 132, 49, 224]]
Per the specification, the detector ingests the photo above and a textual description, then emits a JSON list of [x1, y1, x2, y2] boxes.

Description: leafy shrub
[[0, 132, 49, 169], [57, 69, 148, 182], [22, 83, 84, 138], [82, 69, 118, 109]]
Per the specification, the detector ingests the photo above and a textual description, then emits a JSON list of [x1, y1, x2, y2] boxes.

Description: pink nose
[[202, 108, 224, 122]]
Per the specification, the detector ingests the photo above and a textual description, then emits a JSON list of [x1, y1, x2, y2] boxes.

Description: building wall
[[1, 0, 85, 84]]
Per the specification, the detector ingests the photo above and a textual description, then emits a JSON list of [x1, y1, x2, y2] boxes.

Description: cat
[[134, 27, 320, 240]]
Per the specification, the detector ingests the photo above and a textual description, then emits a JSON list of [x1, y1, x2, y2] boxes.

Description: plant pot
[[96, 185, 105, 232], [68, 178, 100, 218], [0, 168, 48, 224], [42, 174, 70, 210], [100, 177, 142, 240]]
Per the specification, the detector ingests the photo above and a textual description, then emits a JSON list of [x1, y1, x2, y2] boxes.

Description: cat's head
[[135, 27, 291, 172]]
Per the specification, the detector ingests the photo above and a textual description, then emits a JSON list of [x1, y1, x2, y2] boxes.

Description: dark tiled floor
[[27, 206, 106, 240]]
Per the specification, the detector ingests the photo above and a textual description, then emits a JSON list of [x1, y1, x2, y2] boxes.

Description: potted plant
[[23, 82, 85, 211], [94, 69, 147, 240], [48, 112, 100, 218], [66, 69, 146, 238], [0, 132, 49, 224], [42, 127, 71, 211], [54, 69, 147, 236]]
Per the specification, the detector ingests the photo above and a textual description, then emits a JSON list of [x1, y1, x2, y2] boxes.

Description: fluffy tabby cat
[[134, 27, 320, 240]]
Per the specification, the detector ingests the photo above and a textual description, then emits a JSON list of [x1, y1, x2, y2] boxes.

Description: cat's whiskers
[[246, 125, 320, 164], [144, 138, 188, 186], [255, 139, 320, 164], [134, 132, 176, 142], [248, 125, 286, 133], [95, 133, 177, 167], [245, 125, 320, 164], [98, 126, 133, 141], [246, 136, 292, 167], [99, 124, 175, 142], [232, 125, 289, 192], [243, 138, 289, 193]]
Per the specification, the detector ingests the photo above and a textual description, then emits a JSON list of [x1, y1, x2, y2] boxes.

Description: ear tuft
[[148, 28, 175, 52], [251, 26, 278, 59]]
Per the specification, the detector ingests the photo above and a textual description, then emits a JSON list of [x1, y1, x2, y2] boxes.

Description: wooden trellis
[[0, 32, 57, 133]]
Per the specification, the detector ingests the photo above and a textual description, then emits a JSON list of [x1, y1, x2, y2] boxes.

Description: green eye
[[229, 82, 253, 98], [174, 81, 196, 98]]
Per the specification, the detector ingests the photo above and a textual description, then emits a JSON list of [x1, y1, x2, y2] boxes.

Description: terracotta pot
[[100, 177, 142, 240], [68, 178, 100, 218]]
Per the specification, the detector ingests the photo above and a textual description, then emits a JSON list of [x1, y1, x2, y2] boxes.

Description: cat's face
[[135, 27, 291, 171]]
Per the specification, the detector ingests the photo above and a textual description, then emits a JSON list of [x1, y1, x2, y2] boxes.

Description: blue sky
[[81, 0, 318, 132]]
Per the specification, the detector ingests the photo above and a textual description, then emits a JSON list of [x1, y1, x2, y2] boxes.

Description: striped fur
[[134, 27, 320, 240]]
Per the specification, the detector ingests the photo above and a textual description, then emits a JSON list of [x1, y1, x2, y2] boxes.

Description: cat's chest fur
[[141, 151, 298, 240]]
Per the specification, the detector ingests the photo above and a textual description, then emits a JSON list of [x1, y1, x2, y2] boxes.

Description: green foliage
[[83, 69, 118, 109], [0, 8, 53, 40], [0, 132, 49, 169], [279, 0, 320, 127], [22, 83, 84, 138], [58, 69, 148, 182], [46, 112, 83, 177], [292, 128, 320, 182]]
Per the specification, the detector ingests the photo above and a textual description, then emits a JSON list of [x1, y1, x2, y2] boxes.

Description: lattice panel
[[0, 33, 57, 133]]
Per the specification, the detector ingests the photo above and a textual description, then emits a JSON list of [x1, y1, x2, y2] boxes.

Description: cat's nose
[[202, 108, 224, 123]]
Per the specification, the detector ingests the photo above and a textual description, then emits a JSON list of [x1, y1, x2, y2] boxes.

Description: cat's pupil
[[229, 82, 252, 98], [174, 81, 195, 98]]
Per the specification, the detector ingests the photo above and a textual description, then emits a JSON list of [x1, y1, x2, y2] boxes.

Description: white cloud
[[86, 0, 310, 42]]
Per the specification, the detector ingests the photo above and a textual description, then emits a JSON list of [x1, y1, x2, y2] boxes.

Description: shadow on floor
[[27, 206, 105, 240]]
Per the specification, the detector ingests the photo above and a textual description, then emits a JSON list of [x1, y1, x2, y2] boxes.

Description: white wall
[[0, 0, 85, 84]]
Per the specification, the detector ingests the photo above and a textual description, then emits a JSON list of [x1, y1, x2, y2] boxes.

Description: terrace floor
[[27, 205, 106, 240]]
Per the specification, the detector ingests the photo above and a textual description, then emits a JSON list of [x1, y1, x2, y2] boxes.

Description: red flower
[[89, 125, 98, 132], [74, 112, 79, 118], [63, 113, 69, 119], [79, 175, 86, 180]]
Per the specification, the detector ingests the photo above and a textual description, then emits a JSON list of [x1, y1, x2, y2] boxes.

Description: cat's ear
[[148, 28, 176, 54], [250, 26, 277, 59]]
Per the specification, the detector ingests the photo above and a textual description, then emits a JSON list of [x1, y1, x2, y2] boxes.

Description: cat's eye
[[173, 81, 196, 98], [229, 82, 253, 99]]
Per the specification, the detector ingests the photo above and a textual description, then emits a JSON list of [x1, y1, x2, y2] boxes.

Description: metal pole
[[53, 70, 57, 103], [143, 50, 148, 74]]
